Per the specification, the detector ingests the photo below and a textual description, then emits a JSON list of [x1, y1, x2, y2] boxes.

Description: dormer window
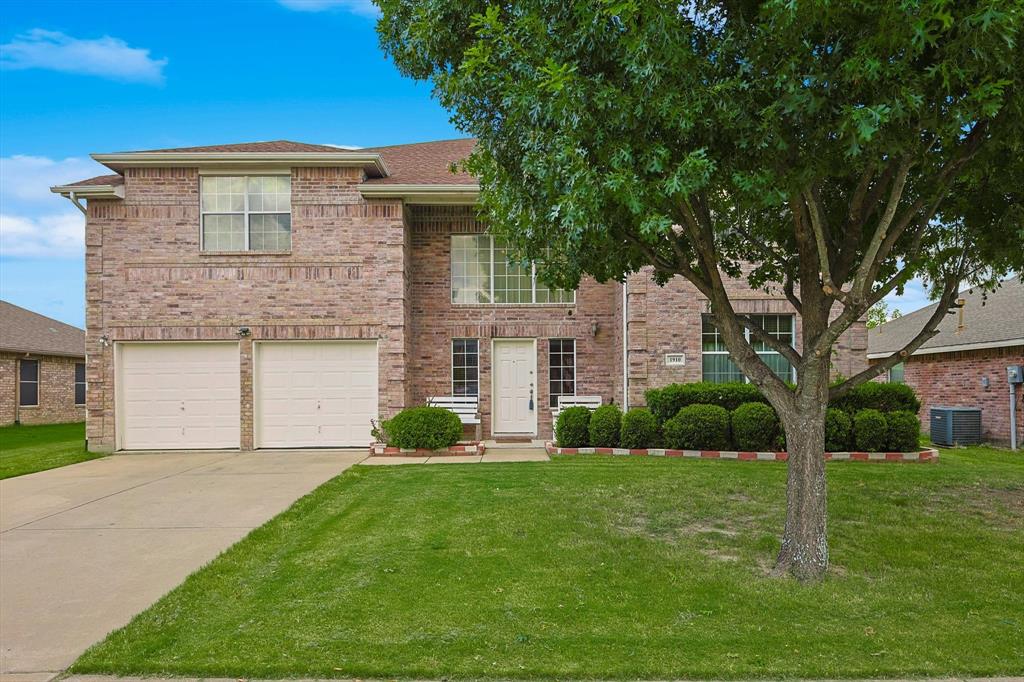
[[200, 175, 291, 251]]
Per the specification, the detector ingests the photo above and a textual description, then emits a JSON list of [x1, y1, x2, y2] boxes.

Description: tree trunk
[[772, 359, 830, 582]]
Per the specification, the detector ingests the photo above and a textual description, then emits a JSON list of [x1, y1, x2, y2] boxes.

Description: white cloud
[[1, 155, 102, 204], [0, 211, 84, 258], [277, 0, 380, 18], [883, 277, 933, 315], [0, 29, 167, 84]]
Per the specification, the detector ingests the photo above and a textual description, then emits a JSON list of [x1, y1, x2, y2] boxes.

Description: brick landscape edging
[[369, 442, 486, 456], [545, 442, 939, 463]]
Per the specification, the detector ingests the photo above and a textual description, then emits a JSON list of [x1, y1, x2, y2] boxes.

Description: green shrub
[[620, 408, 660, 449], [588, 404, 623, 447], [555, 406, 592, 448], [831, 381, 921, 415], [731, 402, 778, 451], [853, 409, 888, 452], [824, 408, 853, 451], [662, 404, 731, 450], [645, 382, 767, 422], [886, 410, 921, 452], [382, 407, 463, 450]]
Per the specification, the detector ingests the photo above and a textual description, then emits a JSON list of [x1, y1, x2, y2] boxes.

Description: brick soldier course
[[53, 138, 867, 453]]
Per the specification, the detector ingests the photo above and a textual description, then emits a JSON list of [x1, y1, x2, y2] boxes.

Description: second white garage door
[[255, 341, 378, 448]]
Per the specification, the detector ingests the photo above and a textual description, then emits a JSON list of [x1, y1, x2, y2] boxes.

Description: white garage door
[[255, 341, 378, 448], [118, 343, 240, 450]]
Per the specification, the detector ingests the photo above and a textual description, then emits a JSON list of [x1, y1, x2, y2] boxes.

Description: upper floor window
[[19, 359, 39, 407], [702, 314, 796, 383], [451, 235, 574, 305], [888, 362, 905, 384], [200, 175, 291, 252]]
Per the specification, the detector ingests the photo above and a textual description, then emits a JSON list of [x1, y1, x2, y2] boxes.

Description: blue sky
[[0, 0, 931, 328]]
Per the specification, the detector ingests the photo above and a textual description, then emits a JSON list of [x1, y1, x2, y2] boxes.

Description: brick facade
[[896, 345, 1024, 446], [82, 166, 869, 451], [0, 352, 86, 426]]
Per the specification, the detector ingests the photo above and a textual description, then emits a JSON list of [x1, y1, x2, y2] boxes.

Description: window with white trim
[[548, 339, 576, 407], [452, 339, 479, 397], [701, 314, 796, 383], [19, 359, 39, 407], [200, 175, 291, 251], [888, 362, 905, 384], [75, 362, 86, 405], [451, 235, 574, 305]]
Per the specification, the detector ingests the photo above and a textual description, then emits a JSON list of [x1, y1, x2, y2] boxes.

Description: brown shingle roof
[[60, 174, 124, 188], [362, 138, 478, 185], [0, 301, 85, 358], [867, 276, 1024, 356], [113, 140, 350, 154]]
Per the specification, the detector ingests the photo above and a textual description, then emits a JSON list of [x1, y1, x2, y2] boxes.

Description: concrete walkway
[[0, 449, 367, 679]]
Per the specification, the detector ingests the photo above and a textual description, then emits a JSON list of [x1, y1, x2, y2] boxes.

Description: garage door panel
[[255, 341, 378, 448], [119, 343, 240, 450]]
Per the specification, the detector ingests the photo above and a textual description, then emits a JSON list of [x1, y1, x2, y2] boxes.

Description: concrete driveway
[[0, 449, 366, 680]]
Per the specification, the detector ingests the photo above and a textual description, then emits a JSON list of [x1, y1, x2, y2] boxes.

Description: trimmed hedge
[[831, 381, 921, 415], [886, 410, 921, 452], [555, 406, 592, 448], [731, 402, 778, 451], [645, 382, 767, 423], [382, 406, 463, 450], [620, 408, 660, 449], [646, 380, 920, 425], [663, 404, 731, 450], [824, 408, 853, 452], [589, 404, 623, 448], [853, 409, 888, 452]]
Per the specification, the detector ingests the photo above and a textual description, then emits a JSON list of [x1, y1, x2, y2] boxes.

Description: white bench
[[427, 396, 481, 440], [553, 395, 603, 419]]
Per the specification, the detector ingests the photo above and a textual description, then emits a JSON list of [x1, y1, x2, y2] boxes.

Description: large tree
[[377, 0, 1024, 581]]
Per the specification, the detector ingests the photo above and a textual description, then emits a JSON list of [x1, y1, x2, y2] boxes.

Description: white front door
[[492, 339, 536, 434], [255, 341, 378, 448], [117, 342, 240, 450]]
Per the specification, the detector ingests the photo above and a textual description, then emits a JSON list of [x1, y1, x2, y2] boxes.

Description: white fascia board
[[50, 184, 125, 199], [92, 152, 389, 178], [866, 337, 1024, 359], [358, 183, 480, 204]]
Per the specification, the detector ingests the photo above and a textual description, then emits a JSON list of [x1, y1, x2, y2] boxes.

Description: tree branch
[[736, 315, 803, 366]]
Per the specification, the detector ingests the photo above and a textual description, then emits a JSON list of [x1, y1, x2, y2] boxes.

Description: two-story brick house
[[52, 138, 867, 452]]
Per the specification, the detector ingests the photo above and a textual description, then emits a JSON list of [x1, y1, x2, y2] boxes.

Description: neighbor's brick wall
[[407, 205, 620, 439], [624, 268, 868, 408], [84, 166, 408, 451], [898, 345, 1024, 446], [0, 352, 86, 426]]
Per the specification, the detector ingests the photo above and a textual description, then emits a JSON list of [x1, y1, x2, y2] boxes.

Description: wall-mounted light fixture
[[237, 326, 252, 338], [99, 334, 111, 348], [591, 321, 600, 337]]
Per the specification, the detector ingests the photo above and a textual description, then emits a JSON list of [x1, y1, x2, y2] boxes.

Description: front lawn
[[74, 446, 1023, 679], [0, 422, 95, 479]]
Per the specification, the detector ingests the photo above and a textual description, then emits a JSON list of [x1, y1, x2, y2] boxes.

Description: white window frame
[[451, 235, 575, 305], [451, 338, 480, 397], [19, 359, 39, 407], [888, 362, 905, 384], [548, 338, 577, 408], [701, 314, 797, 383], [199, 174, 291, 252], [74, 362, 86, 406]]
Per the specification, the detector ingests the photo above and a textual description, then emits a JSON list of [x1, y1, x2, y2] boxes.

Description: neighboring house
[[868, 276, 1024, 446], [51, 139, 867, 452], [0, 301, 86, 426]]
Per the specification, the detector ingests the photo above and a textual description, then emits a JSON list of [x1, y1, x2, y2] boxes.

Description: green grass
[[0, 422, 95, 479], [73, 446, 1023, 679]]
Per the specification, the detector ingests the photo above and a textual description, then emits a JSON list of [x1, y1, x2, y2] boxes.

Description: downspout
[[622, 280, 628, 411]]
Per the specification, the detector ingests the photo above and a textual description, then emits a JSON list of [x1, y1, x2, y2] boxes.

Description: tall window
[[452, 339, 479, 397], [451, 235, 574, 304], [75, 362, 86, 405], [702, 314, 796, 383], [888, 362, 905, 384], [200, 175, 291, 251], [19, 359, 39, 407], [549, 339, 576, 407]]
